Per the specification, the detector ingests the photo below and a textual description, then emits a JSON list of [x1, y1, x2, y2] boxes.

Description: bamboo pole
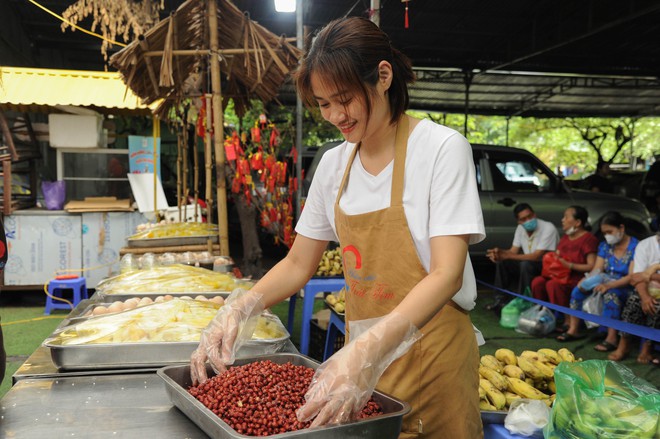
[[142, 48, 267, 57], [203, 94, 213, 223], [176, 125, 183, 222], [208, 0, 229, 255], [182, 118, 190, 221]]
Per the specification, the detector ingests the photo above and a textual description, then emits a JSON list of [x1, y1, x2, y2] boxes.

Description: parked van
[[305, 142, 654, 258]]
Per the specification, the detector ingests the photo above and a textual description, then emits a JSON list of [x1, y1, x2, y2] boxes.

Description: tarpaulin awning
[[0, 66, 155, 115]]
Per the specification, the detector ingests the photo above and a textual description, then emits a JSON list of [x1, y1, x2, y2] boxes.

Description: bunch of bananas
[[549, 368, 659, 438], [315, 249, 343, 277], [479, 347, 577, 412], [325, 289, 346, 314]]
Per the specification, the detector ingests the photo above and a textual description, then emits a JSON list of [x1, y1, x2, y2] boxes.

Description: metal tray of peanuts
[[158, 353, 410, 439]]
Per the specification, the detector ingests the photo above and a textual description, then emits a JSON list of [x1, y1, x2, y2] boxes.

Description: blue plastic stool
[[287, 278, 346, 355], [323, 311, 346, 361], [45, 277, 88, 315]]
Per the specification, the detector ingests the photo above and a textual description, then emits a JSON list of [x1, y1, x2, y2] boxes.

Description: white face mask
[[566, 226, 578, 235], [604, 232, 623, 245]]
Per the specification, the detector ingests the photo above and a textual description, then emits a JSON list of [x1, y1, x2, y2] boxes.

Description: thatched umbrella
[[110, 0, 302, 255]]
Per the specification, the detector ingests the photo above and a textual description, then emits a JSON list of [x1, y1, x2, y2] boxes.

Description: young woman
[[191, 17, 485, 438], [531, 206, 598, 330], [557, 211, 638, 352]]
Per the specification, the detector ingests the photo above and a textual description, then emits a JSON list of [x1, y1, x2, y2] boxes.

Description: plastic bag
[[516, 304, 556, 336], [582, 292, 604, 329], [504, 399, 550, 437], [580, 270, 610, 291], [541, 252, 571, 284], [41, 180, 66, 210], [545, 360, 660, 439]]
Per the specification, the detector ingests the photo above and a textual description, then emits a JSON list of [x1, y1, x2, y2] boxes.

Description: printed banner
[[128, 135, 161, 178]]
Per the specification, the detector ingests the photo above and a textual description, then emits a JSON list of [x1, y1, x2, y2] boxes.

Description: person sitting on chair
[[608, 232, 660, 365], [485, 203, 559, 312]]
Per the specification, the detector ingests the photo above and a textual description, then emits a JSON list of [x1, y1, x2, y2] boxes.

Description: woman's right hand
[[640, 293, 658, 316], [190, 289, 264, 385]]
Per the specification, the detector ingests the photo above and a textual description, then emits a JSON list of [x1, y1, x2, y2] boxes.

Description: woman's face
[[310, 72, 391, 144], [601, 223, 625, 237], [561, 208, 579, 231]]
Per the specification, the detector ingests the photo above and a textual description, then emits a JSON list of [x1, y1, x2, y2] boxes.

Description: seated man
[[608, 233, 660, 365], [485, 203, 559, 312]]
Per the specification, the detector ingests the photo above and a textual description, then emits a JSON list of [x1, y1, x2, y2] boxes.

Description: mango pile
[[479, 347, 577, 412], [315, 249, 343, 277]]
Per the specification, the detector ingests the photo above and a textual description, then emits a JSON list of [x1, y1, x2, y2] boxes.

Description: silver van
[[304, 143, 654, 257]]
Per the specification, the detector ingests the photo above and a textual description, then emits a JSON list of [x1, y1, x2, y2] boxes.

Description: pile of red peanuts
[[188, 360, 383, 436]]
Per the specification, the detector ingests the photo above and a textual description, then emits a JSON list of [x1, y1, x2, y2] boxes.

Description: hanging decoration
[[225, 118, 296, 248], [402, 0, 411, 29]]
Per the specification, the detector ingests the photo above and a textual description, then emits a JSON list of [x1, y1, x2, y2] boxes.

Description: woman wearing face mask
[[557, 211, 638, 351], [531, 206, 598, 332], [190, 17, 485, 438]]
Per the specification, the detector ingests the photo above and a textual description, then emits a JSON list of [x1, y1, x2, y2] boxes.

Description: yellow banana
[[480, 378, 507, 410], [502, 364, 525, 380], [479, 366, 508, 391], [479, 399, 497, 411], [480, 355, 504, 373], [517, 356, 545, 380], [520, 350, 541, 362], [532, 360, 555, 380], [504, 391, 522, 406], [557, 348, 576, 362], [537, 348, 562, 365], [507, 377, 550, 400], [478, 385, 486, 400], [525, 378, 536, 387], [543, 395, 555, 407], [495, 348, 517, 366]]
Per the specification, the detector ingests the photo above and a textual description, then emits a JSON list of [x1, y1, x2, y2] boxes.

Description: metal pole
[[371, 0, 381, 26], [295, 0, 304, 221]]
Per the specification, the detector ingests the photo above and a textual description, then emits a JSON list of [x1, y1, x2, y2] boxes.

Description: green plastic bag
[[545, 360, 660, 439]]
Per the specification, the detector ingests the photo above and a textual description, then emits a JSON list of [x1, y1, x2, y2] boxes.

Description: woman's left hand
[[297, 312, 421, 427], [594, 283, 610, 294]]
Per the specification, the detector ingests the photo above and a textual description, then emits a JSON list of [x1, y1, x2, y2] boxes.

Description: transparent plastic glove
[[297, 311, 422, 427], [190, 288, 264, 385]]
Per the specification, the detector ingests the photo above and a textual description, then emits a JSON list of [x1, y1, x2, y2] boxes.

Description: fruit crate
[[309, 318, 345, 361]]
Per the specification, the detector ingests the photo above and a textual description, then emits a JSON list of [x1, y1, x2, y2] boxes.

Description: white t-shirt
[[633, 235, 660, 272], [296, 119, 486, 311], [512, 219, 559, 254]]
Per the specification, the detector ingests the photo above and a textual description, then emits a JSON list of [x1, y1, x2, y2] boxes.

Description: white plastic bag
[[504, 399, 551, 437], [516, 305, 556, 336], [582, 292, 604, 329]]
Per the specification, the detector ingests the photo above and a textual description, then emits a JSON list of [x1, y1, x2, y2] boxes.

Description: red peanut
[[188, 360, 383, 436]]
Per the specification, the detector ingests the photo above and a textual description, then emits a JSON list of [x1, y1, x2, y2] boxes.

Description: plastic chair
[[287, 278, 345, 355], [323, 311, 346, 361], [44, 277, 88, 315]]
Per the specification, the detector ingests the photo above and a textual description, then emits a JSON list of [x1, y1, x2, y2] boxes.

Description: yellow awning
[[0, 67, 156, 115]]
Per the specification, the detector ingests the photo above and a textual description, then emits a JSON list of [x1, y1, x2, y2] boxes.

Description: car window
[[486, 151, 554, 193]]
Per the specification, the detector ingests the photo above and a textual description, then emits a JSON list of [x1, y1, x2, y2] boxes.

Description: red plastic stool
[[44, 276, 88, 315]]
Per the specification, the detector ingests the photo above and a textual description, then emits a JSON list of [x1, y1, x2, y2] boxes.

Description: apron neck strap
[[335, 116, 410, 207], [390, 116, 409, 207]]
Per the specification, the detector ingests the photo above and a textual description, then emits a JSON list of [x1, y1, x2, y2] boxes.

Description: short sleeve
[[535, 221, 558, 251], [597, 241, 608, 259], [428, 133, 485, 244], [581, 233, 599, 256], [512, 226, 524, 248], [295, 153, 338, 241]]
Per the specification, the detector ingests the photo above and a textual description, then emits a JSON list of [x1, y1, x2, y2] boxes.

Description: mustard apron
[[334, 117, 483, 438]]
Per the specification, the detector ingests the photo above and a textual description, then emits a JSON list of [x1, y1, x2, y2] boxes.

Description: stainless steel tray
[[45, 313, 290, 371], [158, 353, 410, 438], [96, 291, 230, 301], [127, 234, 219, 248], [480, 410, 507, 424]]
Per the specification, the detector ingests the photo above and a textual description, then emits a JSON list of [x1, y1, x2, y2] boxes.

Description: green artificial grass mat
[[0, 288, 657, 401]]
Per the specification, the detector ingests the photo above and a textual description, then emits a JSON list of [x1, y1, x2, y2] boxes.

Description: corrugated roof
[[0, 67, 154, 114]]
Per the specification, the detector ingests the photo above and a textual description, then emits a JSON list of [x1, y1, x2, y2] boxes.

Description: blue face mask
[[522, 218, 538, 232]]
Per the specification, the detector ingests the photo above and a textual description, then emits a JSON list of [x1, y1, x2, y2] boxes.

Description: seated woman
[[557, 211, 638, 352], [608, 233, 660, 365], [531, 206, 598, 332]]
